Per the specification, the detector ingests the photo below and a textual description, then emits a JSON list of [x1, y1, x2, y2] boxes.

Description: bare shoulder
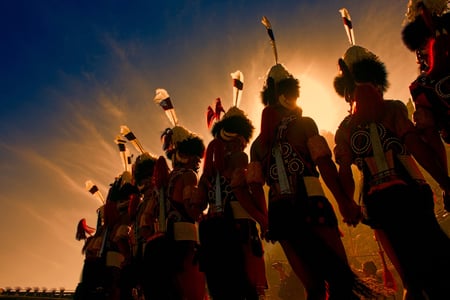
[[250, 135, 264, 162], [231, 151, 249, 168], [298, 116, 319, 138], [181, 169, 198, 185]]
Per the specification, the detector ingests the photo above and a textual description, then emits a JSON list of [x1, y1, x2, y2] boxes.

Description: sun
[[296, 74, 349, 134]]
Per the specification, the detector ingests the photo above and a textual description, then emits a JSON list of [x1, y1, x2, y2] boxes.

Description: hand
[[262, 229, 276, 244], [440, 176, 450, 212], [339, 200, 362, 227], [444, 190, 450, 212]]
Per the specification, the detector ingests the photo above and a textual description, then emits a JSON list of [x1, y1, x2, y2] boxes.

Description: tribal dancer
[[250, 16, 370, 300], [155, 89, 207, 300], [402, 0, 450, 211], [102, 170, 139, 300], [129, 152, 171, 300], [74, 210, 106, 299], [333, 43, 450, 299], [197, 72, 268, 300]]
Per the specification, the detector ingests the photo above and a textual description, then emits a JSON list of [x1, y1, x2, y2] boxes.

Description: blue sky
[[0, 0, 418, 290]]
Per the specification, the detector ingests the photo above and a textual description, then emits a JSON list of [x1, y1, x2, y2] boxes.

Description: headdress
[[132, 152, 158, 186], [405, 0, 449, 23], [259, 16, 299, 148], [260, 16, 295, 106], [208, 71, 254, 143], [334, 8, 388, 101], [154, 88, 205, 162], [203, 71, 255, 178], [402, 1, 450, 75], [84, 179, 106, 230]]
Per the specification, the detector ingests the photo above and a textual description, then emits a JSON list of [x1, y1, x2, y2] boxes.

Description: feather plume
[[207, 98, 225, 129], [76, 218, 96, 241], [114, 135, 132, 172], [339, 8, 355, 45], [261, 16, 279, 64], [230, 70, 244, 107], [154, 88, 178, 126], [207, 106, 215, 128], [85, 180, 105, 204], [120, 125, 145, 154]]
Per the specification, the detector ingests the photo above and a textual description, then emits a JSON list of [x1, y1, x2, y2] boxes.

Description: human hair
[[261, 77, 300, 106]]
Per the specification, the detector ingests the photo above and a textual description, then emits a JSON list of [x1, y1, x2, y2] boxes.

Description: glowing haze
[[0, 1, 418, 290]]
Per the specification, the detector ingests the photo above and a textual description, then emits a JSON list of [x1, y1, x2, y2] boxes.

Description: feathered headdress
[[261, 16, 291, 85], [154, 88, 205, 161], [405, 0, 449, 23], [85, 180, 105, 205], [334, 9, 388, 99], [85, 179, 106, 230], [259, 16, 299, 149], [402, 1, 450, 75], [120, 125, 146, 155], [114, 135, 132, 173], [260, 16, 296, 107], [132, 152, 157, 186], [203, 71, 254, 178], [340, 8, 355, 46], [262, 16, 279, 64]]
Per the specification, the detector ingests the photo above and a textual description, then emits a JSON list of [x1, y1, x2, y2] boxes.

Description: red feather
[[207, 106, 215, 128], [76, 218, 95, 241], [214, 97, 225, 119]]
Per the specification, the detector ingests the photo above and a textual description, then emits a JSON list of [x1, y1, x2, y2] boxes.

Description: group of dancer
[[74, 1, 450, 299]]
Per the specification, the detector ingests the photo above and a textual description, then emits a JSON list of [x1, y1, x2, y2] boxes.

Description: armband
[[173, 222, 199, 242], [303, 176, 325, 197], [307, 135, 332, 162], [246, 161, 264, 184]]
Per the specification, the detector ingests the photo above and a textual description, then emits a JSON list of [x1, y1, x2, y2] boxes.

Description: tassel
[[375, 237, 397, 291], [154, 156, 170, 233], [203, 138, 226, 179]]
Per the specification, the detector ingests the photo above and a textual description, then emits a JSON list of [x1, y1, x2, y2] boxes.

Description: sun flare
[[297, 74, 348, 134]]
